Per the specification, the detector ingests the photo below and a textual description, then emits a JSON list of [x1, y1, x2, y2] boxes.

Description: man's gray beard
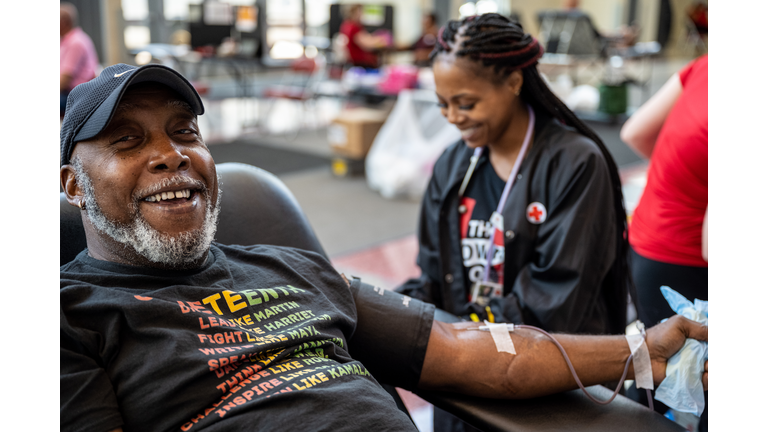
[[72, 157, 221, 268]]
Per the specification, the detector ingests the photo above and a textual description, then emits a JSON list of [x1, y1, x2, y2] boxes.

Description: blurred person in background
[[410, 13, 440, 67], [60, 2, 99, 118], [687, 2, 708, 36], [620, 54, 708, 429], [339, 4, 389, 69], [396, 14, 631, 431]]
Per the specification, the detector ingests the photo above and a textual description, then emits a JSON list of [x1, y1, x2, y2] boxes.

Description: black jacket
[[397, 117, 626, 334]]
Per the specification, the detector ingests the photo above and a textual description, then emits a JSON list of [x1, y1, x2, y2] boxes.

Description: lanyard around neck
[[457, 104, 536, 282], [458, 104, 535, 202]]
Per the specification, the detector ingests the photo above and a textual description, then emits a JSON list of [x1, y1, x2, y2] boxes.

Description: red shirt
[[340, 20, 378, 68], [629, 55, 708, 267]]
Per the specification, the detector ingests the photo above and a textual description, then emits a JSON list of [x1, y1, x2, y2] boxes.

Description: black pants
[[629, 247, 707, 326], [628, 247, 707, 431]]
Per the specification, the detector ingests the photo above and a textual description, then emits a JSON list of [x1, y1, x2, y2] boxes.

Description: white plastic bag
[[366, 89, 461, 200], [654, 286, 708, 416]]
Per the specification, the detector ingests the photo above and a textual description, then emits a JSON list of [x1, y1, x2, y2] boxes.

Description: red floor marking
[[331, 235, 421, 289], [396, 387, 431, 411]]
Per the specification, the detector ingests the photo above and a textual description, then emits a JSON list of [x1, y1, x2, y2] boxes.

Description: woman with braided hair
[[396, 15, 630, 426]]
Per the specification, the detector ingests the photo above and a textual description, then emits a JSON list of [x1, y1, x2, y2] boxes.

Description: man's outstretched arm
[[418, 315, 707, 399]]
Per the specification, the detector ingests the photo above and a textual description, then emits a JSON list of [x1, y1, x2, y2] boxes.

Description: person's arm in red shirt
[[353, 29, 388, 51], [620, 73, 683, 159]]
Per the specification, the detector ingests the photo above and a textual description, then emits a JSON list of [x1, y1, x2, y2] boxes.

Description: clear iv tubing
[[514, 324, 654, 411]]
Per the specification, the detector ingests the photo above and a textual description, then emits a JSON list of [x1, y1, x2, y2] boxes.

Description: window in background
[[305, 0, 333, 38], [266, 0, 304, 60], [122, 0, 149, 21], [123, 0, 149, 49], [124, 25, 151, 49], [204, 1, 234, 25], [164, 0, 203, 21], [458, 0, 508, 19]]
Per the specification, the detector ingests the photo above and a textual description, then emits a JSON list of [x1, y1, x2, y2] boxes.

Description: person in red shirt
[[339, 4, 389, 69], [621, 55, 708, 322], [620, 55, 707, 427]]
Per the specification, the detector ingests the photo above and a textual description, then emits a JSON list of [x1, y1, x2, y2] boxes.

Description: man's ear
[[506, 70, 524, 97], [61, 164, 84, 210]]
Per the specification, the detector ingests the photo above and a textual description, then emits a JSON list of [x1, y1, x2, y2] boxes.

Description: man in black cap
[[60, 64, 707, 432]]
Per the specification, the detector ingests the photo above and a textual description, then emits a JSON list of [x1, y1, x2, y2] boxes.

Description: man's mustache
[[132, 176, 208, 202]]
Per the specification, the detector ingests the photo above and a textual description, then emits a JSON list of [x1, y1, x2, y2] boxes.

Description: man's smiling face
[[62, 82, 220, 268]]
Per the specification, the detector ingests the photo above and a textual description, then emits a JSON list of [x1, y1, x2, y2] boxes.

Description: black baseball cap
[[60, 63, 205, 166]]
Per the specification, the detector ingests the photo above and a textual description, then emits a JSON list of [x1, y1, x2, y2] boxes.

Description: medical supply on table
[[626, 321, 655, 409], [654, 286, 708, 416], [484, 321, 516, 355]]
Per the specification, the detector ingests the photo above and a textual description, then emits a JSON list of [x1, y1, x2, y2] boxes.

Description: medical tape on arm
[[625, 333, 654, 390], [484, 320, 516, 355], [468, 322, 641, 407]]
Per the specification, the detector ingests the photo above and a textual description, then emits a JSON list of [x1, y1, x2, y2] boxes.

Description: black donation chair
[[537, 10, 606, 57], [60, 162, 684, 432]]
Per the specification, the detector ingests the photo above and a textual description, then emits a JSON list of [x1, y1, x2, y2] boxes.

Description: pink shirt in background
[[60, 27, 99, 92]]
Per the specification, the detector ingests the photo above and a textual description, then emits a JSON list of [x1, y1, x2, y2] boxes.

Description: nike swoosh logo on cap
[[114, 71, 129, 78]]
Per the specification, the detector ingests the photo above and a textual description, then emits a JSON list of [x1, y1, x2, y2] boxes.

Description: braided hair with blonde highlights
[[434, 13, 631, 334]]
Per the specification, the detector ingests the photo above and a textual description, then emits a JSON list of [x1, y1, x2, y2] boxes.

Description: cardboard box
[[327, 108, 388, 160]]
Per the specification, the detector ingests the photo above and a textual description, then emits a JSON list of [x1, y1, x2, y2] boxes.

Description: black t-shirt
[[457, 112, 552, 303], [61, 244, 434, 432], [459, 161, 507, 294]]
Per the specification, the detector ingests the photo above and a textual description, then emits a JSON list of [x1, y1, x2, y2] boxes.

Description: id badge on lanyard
[[461, 105, 535, 305]]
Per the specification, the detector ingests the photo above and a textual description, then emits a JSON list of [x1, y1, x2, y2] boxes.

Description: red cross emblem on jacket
[[526, 202, 547, 224]]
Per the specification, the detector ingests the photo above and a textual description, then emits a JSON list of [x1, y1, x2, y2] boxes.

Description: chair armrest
[[415, 386, 684, 432], [417, 309, 685, 432]]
